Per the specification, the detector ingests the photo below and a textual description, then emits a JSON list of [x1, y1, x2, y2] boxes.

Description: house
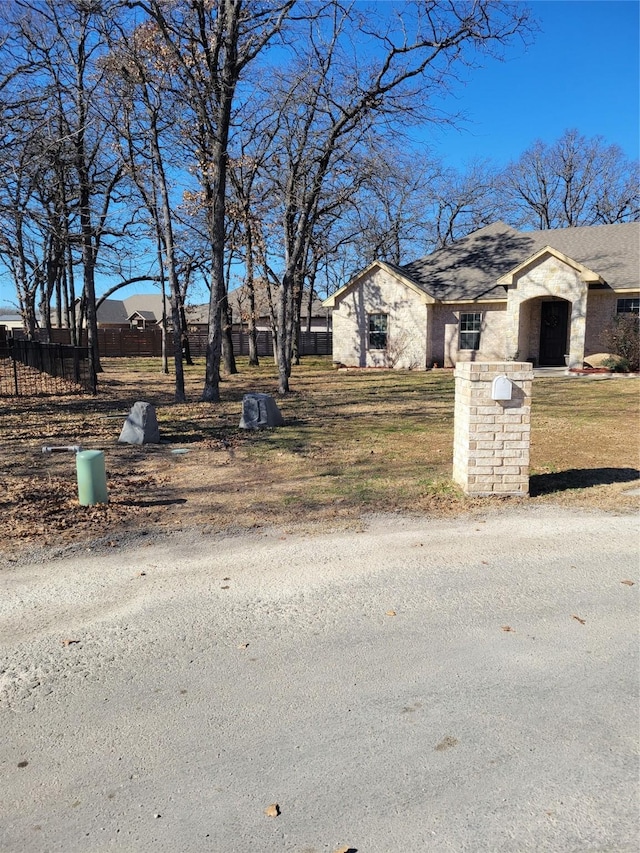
[[93, 294, 168, 329], [323, 221, 639, 369], [184, 285, 331, 333], [0, 313, 24, 331]]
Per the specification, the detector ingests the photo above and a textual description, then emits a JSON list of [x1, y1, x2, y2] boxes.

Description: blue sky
[[422, 0, 640, 167], [0, 0, 638, 309]]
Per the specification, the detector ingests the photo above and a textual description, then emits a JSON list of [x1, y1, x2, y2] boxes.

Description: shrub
[[601, 314, 639, 373]]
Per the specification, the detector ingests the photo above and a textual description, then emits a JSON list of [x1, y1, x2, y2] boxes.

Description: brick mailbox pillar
[[452, 362, 533, 497]]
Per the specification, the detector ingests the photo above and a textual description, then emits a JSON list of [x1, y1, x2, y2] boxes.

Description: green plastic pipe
[[76, 450, 108, 506]]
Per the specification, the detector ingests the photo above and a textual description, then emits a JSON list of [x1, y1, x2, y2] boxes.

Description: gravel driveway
[[1, 506, 638, 853]]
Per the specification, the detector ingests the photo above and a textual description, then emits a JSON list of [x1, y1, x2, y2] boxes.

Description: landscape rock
[[239, 393, 284, 430], [118, 401, 160, 445]]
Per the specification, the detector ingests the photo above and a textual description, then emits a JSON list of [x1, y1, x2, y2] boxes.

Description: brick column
[[452, 362, 533, 497]]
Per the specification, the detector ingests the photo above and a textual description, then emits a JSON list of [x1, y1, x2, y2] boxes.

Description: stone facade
[[584, 290, 623, 355], [431, 302, 507, 368], [453, 362, 533, 497], [331, 267, 429, 369], [324, 222, 639, 370], [504, 254, 588, 369]]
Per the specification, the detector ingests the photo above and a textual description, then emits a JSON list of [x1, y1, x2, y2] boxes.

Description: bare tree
[[500, 129, 640, 229], [260, 0, 532, 392], [131, 0, 296, 403], [0, 1, 129, 390], [104, 18, 193, 401], [426, 158, 501, 248]]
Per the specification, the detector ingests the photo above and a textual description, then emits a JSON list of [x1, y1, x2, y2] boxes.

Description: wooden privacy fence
[[187, 330, 332, 358], [34, 327, 332, 359], [41, 327, 164, 357]]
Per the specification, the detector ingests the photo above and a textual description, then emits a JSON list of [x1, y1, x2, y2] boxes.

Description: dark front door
[[539, 301, 569, 366]]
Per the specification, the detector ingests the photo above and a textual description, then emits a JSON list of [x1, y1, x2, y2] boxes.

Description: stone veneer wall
[[505, 255, 587, 369], [331, 268, 429, 369], [453, 362, 533, 497]]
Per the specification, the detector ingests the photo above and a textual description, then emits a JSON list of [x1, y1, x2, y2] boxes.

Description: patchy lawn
[[1, 356, 638, 554]]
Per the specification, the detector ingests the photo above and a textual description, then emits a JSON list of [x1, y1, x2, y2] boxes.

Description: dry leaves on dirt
[[0, 471, 166, 547]]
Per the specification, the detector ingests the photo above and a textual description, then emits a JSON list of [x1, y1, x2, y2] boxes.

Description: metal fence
[[0, 337, 92, 397]]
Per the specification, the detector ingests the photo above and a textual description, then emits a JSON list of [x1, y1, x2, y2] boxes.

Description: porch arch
[[504, 254, 588, 369], [515, 296, 572, 366]]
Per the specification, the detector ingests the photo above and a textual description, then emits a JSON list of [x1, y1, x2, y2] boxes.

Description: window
[[368, 313, 388, 349], [617, 298, 639, 314], [459, 312, 482, 351]]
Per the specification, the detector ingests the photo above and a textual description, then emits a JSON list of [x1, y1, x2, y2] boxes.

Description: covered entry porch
[[513, 296, 573, 367], [499, 247, 596, 369]]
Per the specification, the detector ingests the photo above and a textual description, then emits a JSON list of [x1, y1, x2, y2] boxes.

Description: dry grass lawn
[[1, 356, 638, 554]]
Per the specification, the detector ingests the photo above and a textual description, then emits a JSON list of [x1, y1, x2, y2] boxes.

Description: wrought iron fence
[[0, 337, 92, 397]]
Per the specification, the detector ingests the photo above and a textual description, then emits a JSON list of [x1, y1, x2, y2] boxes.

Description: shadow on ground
[[530, 467, 640, 496]]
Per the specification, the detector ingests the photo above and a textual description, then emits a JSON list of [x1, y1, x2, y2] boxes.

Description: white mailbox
[[491, 374, 512, 401]]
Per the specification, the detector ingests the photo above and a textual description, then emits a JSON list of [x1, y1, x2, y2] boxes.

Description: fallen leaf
[[62, 638, 80, 646], [238, 643, 249, 649], [435, 735, 459, 751], [264, 803, 280, 818], [501, 625, 514, 632], [385, 610, 396, 617], [572, 615, 586, 625], [621, 579, 635, 586]]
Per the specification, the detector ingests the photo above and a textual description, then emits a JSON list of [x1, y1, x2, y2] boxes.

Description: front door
[[539, 300, 569, 366]]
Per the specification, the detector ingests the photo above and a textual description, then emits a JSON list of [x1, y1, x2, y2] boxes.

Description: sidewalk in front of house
[[534, 365, 639, 378]]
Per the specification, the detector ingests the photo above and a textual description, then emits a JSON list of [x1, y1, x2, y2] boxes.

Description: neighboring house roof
[[123, 294, 168, 318], [0, 313, 23, 329], [95, 294, 168, 325], [184, 304, 209, 325], [96, 300, 129, 324], [127, 310, 156, 321], [325, 221, 640, 306], [184, 288, 331, 326]]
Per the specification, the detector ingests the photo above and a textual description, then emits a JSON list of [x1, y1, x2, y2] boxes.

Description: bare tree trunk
[[245, 225, 259, 366], [178, 303, 194, 366], [292, 269, 303, 366], [221, 292, 237, 374], [152, 139, 186, 401]]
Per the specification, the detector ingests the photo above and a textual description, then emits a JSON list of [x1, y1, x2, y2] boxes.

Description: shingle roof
[[96, 300, 129, 324], [397, 221, 640, 302], [95, 294, 169, 324], [227, 285, 330, 320], [123, 294, 168, 318], [127, 310, 156, 321]]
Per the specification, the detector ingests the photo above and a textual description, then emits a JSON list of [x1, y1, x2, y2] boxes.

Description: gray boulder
[[118, 401, 160, 445], [239, 393, 284, 430]]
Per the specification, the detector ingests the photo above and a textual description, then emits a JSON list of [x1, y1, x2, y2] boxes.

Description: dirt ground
[[1, 358, 638, 557]]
